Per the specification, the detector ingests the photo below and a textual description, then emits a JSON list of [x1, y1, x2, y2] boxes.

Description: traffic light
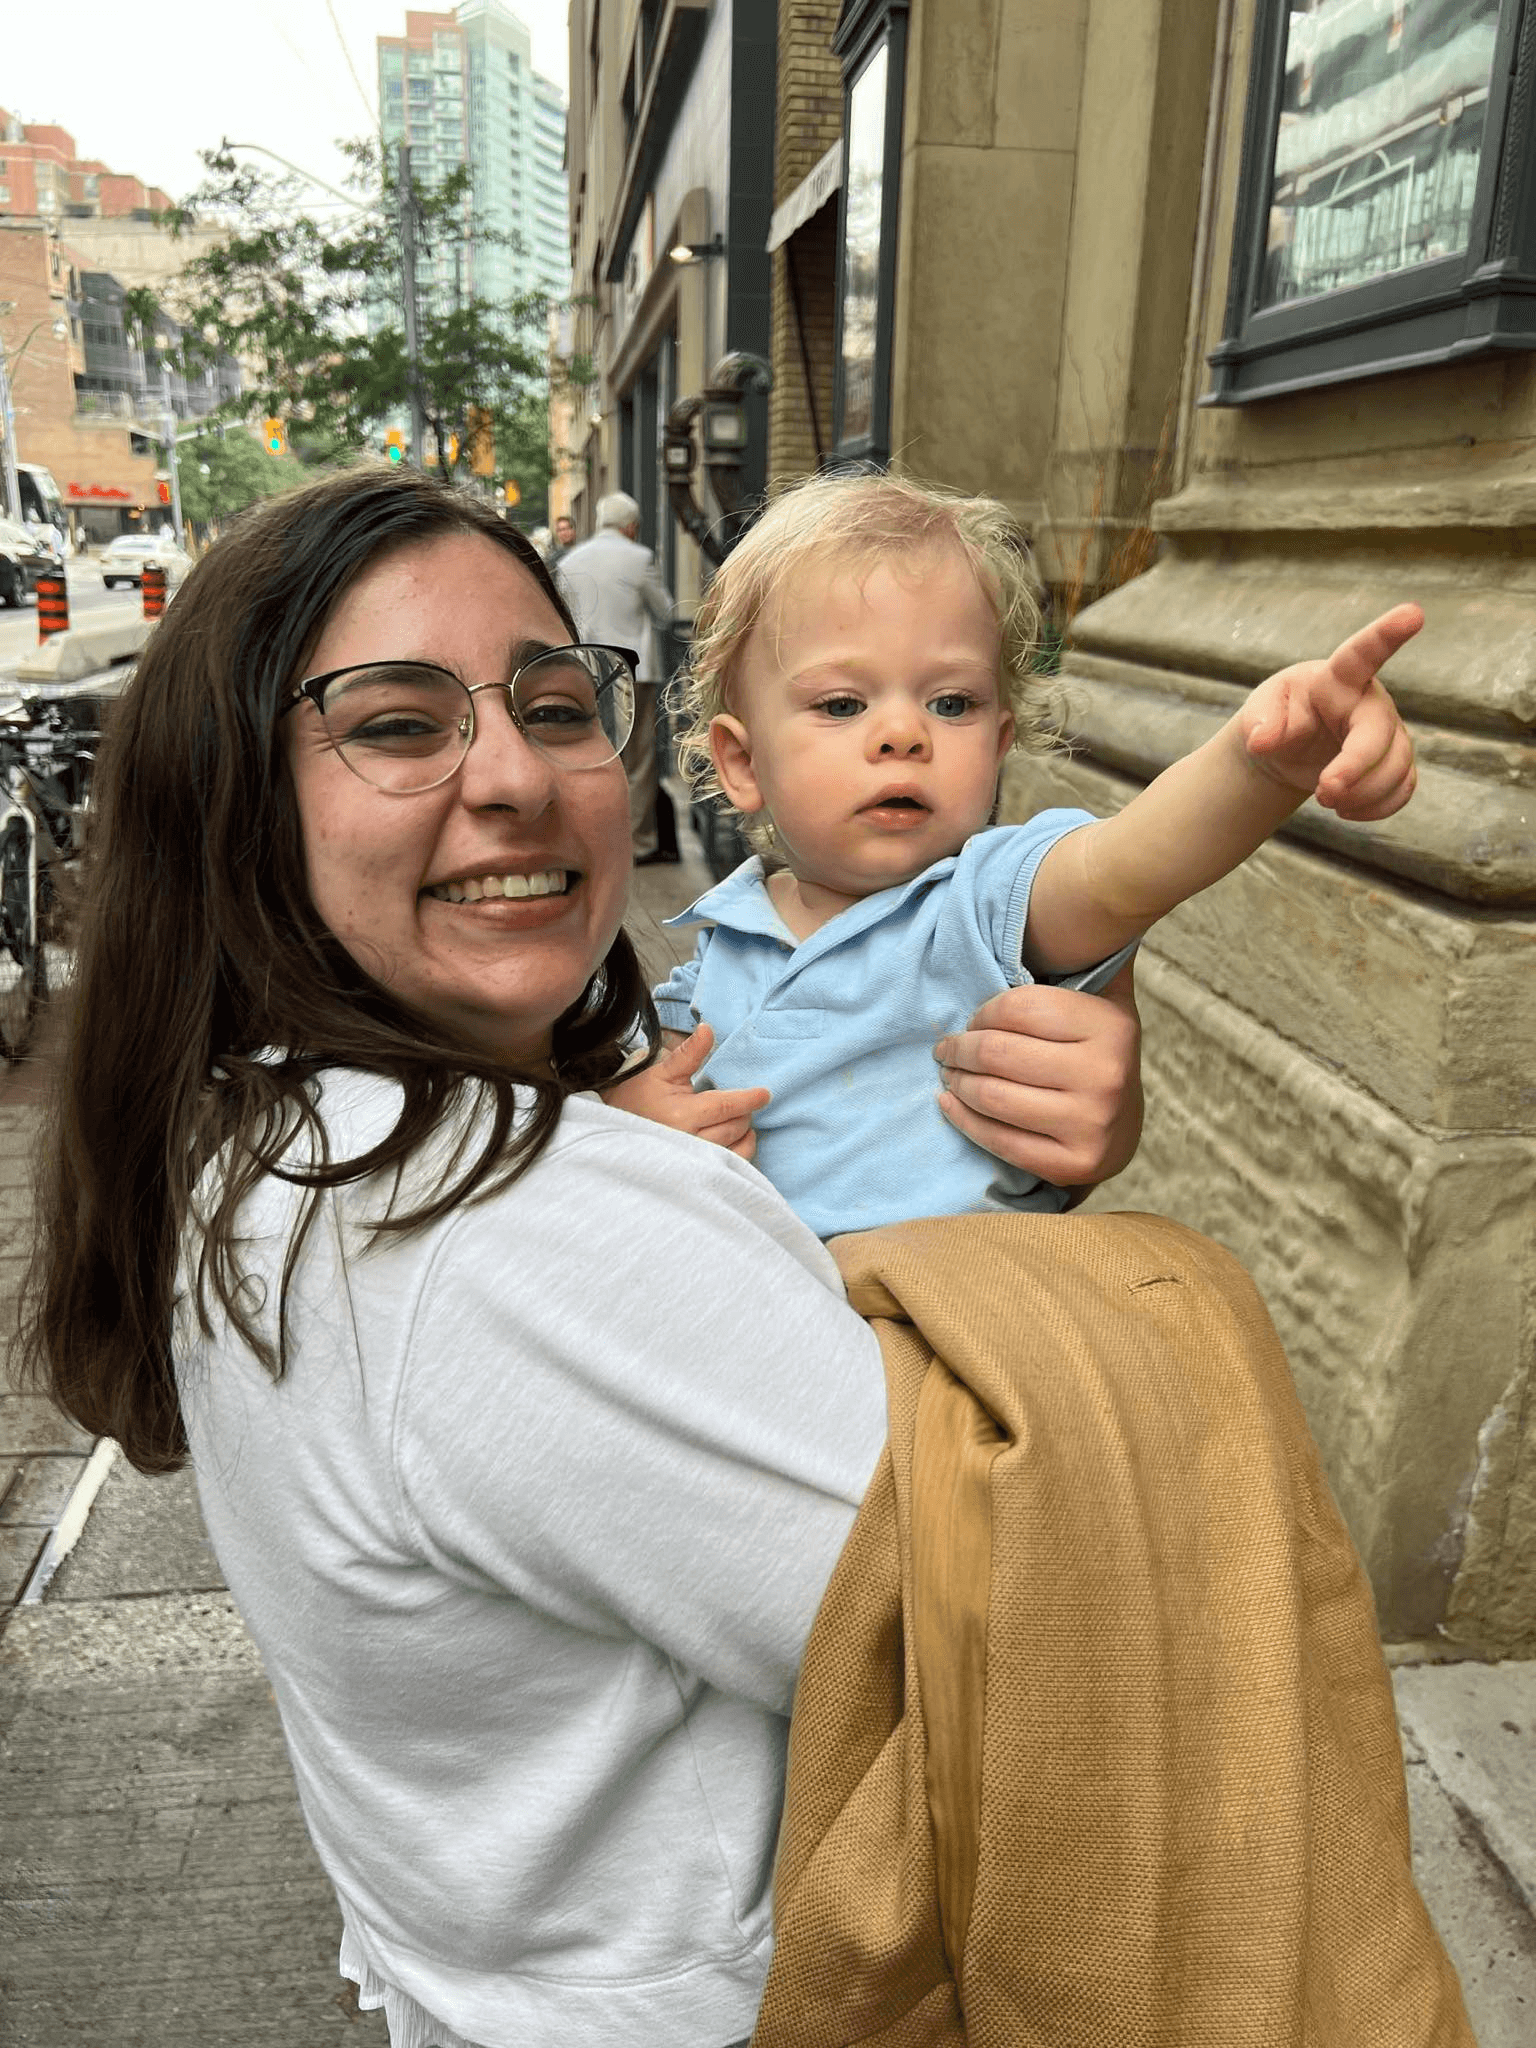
[[384, 428, 406, 464], [263, 416, 286, 455]]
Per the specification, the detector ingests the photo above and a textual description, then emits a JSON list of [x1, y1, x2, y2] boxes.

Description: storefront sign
[[67, 482, 135, 501]]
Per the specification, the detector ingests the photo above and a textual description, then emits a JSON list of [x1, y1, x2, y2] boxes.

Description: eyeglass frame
[[280, 641, 642, 788]]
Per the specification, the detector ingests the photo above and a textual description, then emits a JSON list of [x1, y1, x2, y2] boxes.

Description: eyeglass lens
[[317, 649, 635, 792]]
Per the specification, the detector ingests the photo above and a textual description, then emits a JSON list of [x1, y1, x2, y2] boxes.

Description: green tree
[[496, 388, 553, 528], [160, 141, 552, 479], [176, 426, 308, 527]]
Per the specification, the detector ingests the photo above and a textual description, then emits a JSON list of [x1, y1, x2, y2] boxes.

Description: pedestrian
[[556, 490, 679, 863], [23, 463, 1151, 2048], [606, 471, 1419, 1238], [547, 512, 577, 567]]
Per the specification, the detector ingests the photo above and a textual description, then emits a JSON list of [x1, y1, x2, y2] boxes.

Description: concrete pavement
[[2, 807, 1533, 2044]]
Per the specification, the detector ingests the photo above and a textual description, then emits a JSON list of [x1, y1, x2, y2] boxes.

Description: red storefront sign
[[66, 482, 136, 501]]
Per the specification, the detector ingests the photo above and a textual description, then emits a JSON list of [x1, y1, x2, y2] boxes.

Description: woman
[[24, 466, 1142, 2048]]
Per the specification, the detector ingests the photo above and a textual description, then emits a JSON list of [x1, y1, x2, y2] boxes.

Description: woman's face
[[285, 532, 632, 1067]]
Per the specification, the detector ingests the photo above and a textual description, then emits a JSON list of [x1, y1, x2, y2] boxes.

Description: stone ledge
[[1157, 463, 1536, 536], [1049, 662, 1536, 905], [1066, 553, 1536, 731], [1001, 748, 1536, 1133]]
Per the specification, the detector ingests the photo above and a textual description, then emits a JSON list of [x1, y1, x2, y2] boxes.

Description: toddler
[[605, 472, 1419, 1239]]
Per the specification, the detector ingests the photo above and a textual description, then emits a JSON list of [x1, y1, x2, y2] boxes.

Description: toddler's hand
[[601, 1024, 770, 1159], [1241, 603, 1422, 820]]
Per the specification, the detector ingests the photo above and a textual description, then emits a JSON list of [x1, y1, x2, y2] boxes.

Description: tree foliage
[[175, 426, 308, 527], [160, 140, 552, 480], [497, 388, 553, 527]]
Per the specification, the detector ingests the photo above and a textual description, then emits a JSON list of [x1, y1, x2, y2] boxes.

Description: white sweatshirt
[[176, 1075, 887, 2048]]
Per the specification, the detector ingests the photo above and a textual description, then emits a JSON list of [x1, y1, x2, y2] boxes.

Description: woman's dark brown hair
[[21, 463, 656, 1474]]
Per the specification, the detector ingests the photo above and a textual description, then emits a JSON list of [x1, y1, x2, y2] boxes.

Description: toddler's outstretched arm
[[1024, 604, 1422, 976], [602, 1024, 771, 1159]]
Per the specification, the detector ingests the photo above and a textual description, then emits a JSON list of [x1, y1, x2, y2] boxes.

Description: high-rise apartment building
[[377, 1, 569, 322]]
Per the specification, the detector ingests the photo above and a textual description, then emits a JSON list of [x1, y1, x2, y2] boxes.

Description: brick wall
[[770, 207, 838, 485], [768, 1, 842, 487]]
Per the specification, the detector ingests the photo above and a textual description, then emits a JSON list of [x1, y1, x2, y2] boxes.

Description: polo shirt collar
[[665, 849, 964, 947]]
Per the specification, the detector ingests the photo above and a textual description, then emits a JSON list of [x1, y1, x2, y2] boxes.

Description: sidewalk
[[3, 825, 1534, 2044]]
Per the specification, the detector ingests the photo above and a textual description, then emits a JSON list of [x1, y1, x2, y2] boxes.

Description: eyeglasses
[[282, 644, 638, 794]]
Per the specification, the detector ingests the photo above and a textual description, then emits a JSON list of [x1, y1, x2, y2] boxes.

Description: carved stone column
[[1002, 469, 1536, 1650]]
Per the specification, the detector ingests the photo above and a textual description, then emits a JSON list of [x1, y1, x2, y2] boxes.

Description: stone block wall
[[770, 207, 837, 484], [1002, 493, 1536, 1652]]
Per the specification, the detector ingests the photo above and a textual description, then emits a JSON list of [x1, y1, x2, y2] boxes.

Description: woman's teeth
[[431, 870, 569, 903]]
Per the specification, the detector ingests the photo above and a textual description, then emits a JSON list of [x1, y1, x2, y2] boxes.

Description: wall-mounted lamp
[[668, 234, 726, 266], [662, 353, 773, 570]]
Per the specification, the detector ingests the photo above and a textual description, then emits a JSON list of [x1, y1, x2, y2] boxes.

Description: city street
[[0, 560, 148, 674]]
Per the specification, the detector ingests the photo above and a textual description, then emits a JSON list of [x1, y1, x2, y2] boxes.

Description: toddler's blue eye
[[929, 692, 976, 719], [819, 695, 864, 719]]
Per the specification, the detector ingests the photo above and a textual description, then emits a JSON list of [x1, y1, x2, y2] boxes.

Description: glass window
[[839, 43, 888, 450], [1209, 0, 1536, 402], [1260, 0, 1501, 307]]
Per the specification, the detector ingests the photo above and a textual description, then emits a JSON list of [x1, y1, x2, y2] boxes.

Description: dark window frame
[[1206, 0, 1536, 405], [830, 0, 909, 466]]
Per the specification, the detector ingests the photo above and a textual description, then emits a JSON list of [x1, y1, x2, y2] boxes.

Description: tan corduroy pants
[[754, 1212, 1473, 2048]]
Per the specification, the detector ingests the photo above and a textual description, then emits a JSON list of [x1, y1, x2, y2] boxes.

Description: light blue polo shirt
[[654, 815, 1135, 1239]]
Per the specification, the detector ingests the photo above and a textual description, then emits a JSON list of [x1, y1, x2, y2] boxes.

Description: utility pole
[[0, 303, 22, 524], [398, 143, 424, 468], [160, 370, 185, 547], [0, 333, 20, 526]]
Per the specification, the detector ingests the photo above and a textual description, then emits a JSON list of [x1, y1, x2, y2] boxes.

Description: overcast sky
[[3, 0, 570, 209]]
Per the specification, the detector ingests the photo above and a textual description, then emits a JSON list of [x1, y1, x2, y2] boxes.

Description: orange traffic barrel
[[36, 570, 69, 641], [141, 561, 167, 620]]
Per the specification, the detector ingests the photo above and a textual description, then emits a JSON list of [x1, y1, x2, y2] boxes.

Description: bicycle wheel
[[0, 816, 44, 1061]]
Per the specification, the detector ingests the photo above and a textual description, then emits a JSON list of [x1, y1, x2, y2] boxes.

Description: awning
[[766, 142, 843, 253]]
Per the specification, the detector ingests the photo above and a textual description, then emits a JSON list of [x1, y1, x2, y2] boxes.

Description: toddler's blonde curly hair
[[671, 470, 1058, 858]]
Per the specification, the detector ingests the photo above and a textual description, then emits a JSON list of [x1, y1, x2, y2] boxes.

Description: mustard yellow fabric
[[754, 1212, 1473, 2048]]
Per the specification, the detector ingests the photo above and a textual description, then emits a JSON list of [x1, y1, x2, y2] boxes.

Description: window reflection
[[1260, 0, 1501, 308], [839, 43, 887, 447]]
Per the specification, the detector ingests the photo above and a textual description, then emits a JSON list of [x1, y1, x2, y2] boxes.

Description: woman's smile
[[286, 534, 631, 1066], [425, 867, 574, 903]]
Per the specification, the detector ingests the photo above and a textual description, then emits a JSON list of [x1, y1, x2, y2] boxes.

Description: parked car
[[100, 534, 193, 591], [0, 518, 53, 609]]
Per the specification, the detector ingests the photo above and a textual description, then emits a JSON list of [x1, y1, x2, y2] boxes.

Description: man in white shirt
[[556, 493, 678, 863]]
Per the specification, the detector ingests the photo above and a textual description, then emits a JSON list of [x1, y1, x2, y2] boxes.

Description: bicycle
[[0, 687, 98, 1059]]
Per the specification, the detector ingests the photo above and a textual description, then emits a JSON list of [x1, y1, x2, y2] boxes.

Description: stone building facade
[[561, 0, 777, 601], [0, 111, 240, 541], [571, 0, 1535, 1652]]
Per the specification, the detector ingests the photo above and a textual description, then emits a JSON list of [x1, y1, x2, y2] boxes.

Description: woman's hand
[[933, 960, 1143, 1194], [601, 1024, 771, 1159]]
